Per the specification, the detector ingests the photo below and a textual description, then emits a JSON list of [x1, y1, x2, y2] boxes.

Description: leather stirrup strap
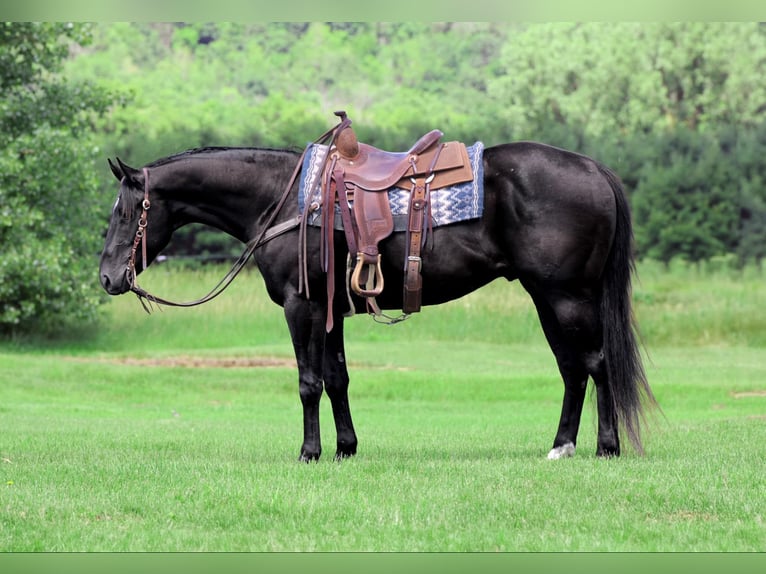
[[333, 168, 358, 257]]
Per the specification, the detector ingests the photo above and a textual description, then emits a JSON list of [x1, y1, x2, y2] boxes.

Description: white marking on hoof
[[547, 442, 576, 460]]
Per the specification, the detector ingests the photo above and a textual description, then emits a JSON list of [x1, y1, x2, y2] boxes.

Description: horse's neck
[[159, 151, 296, 243]]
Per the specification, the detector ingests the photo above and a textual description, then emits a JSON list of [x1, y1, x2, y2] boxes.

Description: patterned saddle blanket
[[298, 141, 485, 231]]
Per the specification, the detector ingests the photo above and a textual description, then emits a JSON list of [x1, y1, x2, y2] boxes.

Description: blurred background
[[1, 22, 764, 333]]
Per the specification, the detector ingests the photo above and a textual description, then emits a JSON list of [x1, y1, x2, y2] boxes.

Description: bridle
[[125, 163, 303, 312], [125, 168, 151, 292], [124, 117, 345, 312]]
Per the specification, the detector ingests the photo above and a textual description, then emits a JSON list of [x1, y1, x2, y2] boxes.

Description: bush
[[0, 23, 117, 335], [0, 128, 107, 333]]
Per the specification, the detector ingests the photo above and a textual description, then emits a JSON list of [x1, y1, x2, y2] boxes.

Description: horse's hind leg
[[323, 316, 358, 459], [528, 288, 587, 458], [525, 282, 618, 458], [590, 354, 619, 457]]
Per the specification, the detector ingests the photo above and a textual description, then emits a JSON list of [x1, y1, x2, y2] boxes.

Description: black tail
[[598, 165, 658, 454]]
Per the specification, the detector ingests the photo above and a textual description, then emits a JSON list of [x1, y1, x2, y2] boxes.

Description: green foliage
[[488, 23, 766, 140], [484, 23, 766, 265], [731, 124, 766, 265], [632, 128, 739, 263], [0, 23, 119, 333], [61, 22, 766, 266]]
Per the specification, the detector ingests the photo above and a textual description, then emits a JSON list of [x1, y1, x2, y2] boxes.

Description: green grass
[[1, 262, 765, 551]]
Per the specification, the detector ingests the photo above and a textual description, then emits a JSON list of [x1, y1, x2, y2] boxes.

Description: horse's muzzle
[[100, 272, 129, 296]]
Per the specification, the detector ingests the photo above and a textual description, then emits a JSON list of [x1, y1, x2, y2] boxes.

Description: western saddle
[[302, 111, 474, 331]]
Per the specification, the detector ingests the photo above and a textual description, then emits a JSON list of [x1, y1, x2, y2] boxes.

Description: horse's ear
[[115, 157, 143, 188], [108, 158, 123, 181]]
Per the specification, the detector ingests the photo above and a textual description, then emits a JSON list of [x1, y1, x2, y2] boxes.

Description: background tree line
[[2, 22, 765, 332]]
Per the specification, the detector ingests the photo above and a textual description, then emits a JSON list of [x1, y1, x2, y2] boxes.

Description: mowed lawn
[[1, 262, 765, 551]]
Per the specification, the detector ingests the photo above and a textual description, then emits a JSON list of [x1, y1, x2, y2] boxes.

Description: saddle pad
[[298, 141, 485, 231]]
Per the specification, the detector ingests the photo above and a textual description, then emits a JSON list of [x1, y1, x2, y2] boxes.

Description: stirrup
[[350, 254, 384, 298]]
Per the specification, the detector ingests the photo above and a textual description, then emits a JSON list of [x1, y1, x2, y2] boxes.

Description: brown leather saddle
[[312, 111, 474, 331]]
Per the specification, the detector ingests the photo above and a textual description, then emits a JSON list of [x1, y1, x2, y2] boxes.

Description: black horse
[[99, 138, 657, 461]]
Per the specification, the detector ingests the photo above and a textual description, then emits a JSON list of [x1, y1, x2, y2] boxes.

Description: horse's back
[[483, 141, 614, 202]]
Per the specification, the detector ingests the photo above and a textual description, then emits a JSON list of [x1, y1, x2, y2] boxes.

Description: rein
[[127, 119, 344, 312]]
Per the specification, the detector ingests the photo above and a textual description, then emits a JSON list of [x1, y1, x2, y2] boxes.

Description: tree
[[732, 123, 766, 267], [631, 128, 740, 264], [487, 23, 766, 263], [487, 23, 766, 143], [0, 23, 119, 334]]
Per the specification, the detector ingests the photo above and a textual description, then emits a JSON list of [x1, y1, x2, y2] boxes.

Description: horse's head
[[99, 158, 173, 295]]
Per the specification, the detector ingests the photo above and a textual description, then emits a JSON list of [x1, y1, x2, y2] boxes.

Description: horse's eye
[[116, 199, 135, 222]]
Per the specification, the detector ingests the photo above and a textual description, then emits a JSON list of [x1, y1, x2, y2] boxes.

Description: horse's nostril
[[101, 274, 116, 294]]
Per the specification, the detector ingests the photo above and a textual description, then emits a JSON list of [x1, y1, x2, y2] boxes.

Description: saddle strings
[[297, 115, 352, 298]]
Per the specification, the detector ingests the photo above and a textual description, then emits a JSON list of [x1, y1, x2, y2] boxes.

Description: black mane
[[146, 145, 302, 168]]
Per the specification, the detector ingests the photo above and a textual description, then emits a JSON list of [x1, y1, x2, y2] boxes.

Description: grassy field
[[1, 261, 765, 551]]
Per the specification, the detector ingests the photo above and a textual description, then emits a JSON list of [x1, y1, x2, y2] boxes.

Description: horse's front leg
[[323, 315, 358, 459], [284, 294, 327, 462]]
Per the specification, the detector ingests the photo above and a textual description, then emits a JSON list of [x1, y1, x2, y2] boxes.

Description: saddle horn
[[333, 110, 359, 159]]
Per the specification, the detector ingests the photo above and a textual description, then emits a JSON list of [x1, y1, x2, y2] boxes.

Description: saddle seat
[[335, 129, 442, 190], [335, 128, 471, 192]]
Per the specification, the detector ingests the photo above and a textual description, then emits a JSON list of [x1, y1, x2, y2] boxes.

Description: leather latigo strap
[[403, 175, 428, 314], [403, 143, 444, 314]]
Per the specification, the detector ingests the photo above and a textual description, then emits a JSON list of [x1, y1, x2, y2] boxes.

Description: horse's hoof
[[547, 442, 576, 460], [334, 440, 357, 461], [298, 451, 321, 463], [334, 450, 356, 462], [596, 446, 620, 458]]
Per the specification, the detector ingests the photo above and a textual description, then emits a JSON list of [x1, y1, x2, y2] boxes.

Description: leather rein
[[126, 120, 344, 312]]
